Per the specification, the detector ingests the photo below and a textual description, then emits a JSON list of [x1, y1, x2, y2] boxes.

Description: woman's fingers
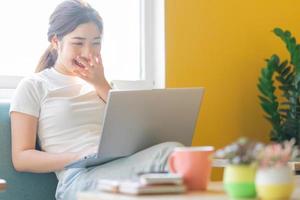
[[87, 54, 95, 68], [89, 53, 102, 68], [73, 54, 105, 86], [95, 53, 103, 65], [75, 54, 102, 69], [74, 64, 88, 75]]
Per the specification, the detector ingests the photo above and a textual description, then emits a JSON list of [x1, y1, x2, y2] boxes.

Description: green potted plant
[[258, 27, 300, 145], [214, 137, 264, 198]]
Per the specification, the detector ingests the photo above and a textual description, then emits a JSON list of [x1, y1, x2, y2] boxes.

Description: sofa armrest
[[0, 102, 58, 200]]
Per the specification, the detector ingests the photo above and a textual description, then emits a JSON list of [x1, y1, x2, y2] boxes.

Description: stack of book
[[95, 173, 186, 195]]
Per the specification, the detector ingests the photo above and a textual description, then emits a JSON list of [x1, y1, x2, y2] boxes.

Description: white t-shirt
[[10, 68, 106, 178]]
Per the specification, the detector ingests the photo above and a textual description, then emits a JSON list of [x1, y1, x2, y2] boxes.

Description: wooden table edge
[[0, 179, 7, 191]]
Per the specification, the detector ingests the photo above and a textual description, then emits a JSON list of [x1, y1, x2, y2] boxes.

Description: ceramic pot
[[223, 165, 256, 198], [256, 166, 295, 199]]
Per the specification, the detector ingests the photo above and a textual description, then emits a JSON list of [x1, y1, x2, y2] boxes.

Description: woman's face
[[54, 22, 102, 75]]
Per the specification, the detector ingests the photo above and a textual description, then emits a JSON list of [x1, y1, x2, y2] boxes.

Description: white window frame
[[0, 0, 165, 99], [140, 0, 165, 89]]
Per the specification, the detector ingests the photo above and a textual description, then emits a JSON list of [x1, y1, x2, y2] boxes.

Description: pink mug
[[168, 146, 214, 190]]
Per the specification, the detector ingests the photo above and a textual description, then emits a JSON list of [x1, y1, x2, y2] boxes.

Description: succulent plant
[[257, 139, 298, 168], [214, 137, 264, 165]]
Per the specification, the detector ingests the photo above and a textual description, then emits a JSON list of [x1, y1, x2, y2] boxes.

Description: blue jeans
[[55, 142, 183, 200]]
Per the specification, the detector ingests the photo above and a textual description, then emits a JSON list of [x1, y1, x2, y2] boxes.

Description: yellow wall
[[165, 0, 300, 180]]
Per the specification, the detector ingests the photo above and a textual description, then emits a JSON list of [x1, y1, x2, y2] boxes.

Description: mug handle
[[168, 152, 177, 173]]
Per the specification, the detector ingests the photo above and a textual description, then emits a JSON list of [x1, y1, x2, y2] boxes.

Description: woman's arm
[[11, 112, 78, 173], [94, 79, 111, 102]]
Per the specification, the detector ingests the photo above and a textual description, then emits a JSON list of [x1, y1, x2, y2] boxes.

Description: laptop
[[65, 88, 204, 168]]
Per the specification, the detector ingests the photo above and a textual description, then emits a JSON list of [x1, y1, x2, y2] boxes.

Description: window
[[0, 0, 165, 93]]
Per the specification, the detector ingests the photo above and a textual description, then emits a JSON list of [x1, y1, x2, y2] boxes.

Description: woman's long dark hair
[[36, 0, 103, 72]]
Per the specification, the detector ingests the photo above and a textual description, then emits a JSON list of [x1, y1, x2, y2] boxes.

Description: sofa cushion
[[0, 102, 58, 200]]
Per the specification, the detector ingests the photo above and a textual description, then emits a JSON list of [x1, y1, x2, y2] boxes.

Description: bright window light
[[0, 0, 141, 81]]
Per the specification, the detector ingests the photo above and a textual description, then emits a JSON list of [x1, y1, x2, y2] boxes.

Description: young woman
[[10, 0, 182, 199]]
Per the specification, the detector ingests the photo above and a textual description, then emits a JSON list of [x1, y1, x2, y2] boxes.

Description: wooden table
[[0, 179, 6, 192], [77, 176, 300, 200]]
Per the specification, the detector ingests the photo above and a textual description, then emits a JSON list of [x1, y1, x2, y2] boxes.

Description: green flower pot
[[223, 165, 256, 198]]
